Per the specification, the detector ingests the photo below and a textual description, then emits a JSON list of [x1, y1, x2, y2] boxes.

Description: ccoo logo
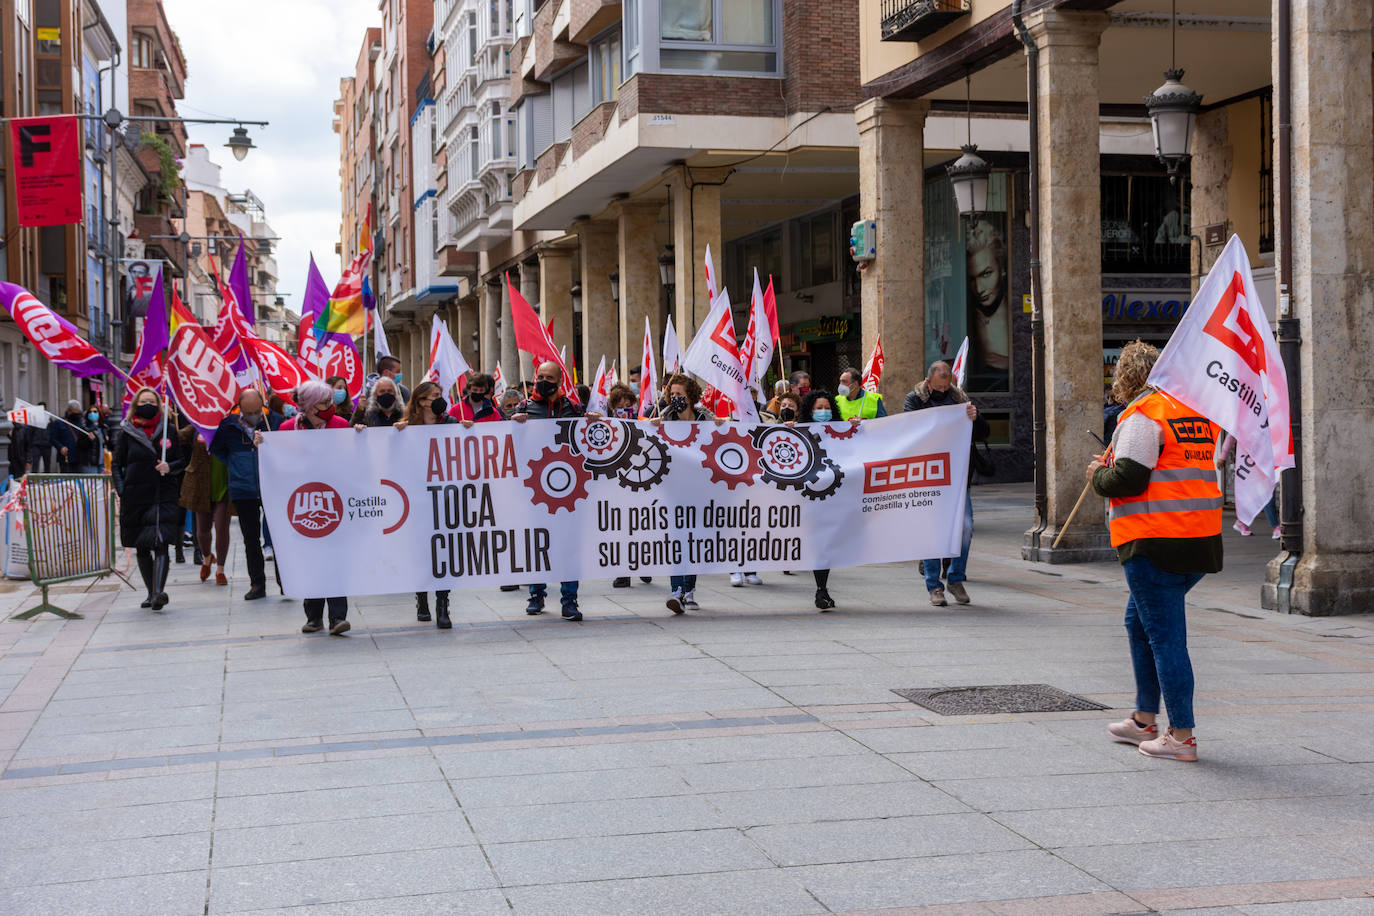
[[288, 482, 343, 538]]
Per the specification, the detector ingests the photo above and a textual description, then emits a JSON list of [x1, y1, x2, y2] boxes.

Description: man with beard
[[904, 361, 988, 607]]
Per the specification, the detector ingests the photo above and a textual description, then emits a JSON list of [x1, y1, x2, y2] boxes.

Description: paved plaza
[[1, 484, 1371, 915]]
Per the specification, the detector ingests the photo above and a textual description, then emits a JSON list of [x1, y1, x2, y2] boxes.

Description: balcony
[[880, 0, 970, 43]]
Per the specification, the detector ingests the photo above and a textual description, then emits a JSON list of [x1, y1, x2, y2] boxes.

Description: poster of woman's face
[[964, 215, 1011, 393]]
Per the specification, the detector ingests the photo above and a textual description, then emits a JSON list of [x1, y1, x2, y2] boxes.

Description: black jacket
[[904, 381, 990, 481], [210, 414, 270, 501], [113, 418, 188, 550], [357, 406, 405, 428], [516, 395, 584, 420]]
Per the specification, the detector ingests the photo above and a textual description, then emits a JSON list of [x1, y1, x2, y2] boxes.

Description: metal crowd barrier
[[12, 474, 117, 620]]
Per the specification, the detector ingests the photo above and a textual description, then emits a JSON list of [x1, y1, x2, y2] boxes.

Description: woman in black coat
[[113, 387, 187, 609]]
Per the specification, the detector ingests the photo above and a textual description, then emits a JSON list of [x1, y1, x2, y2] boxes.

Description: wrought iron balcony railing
[[880, 0, 971, 43]]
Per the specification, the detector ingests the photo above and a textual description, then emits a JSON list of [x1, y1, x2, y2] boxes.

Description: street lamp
[[609, 271, 620, 304], [947, 73, 990, 218], [225, 126, 257, 161], [570, 282, 582, 313], [1145, 0, 1202, 183], [658, 246, 675, 289]]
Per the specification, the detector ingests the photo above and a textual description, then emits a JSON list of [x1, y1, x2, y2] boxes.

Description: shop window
[[791, 210, 836, 290], [1100, 173, 1189, 274], [979, 409, 1013, 448]]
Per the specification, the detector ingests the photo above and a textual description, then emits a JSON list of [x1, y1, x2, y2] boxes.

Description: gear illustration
[[821, 421, 860, 441], [801, 459, 844, 501], [752, 425, 827, 491], [701, 428, 763, 489], [555, 418, 641, 479], [654, 421, 700, 448], [617, 435, 672, 492], [524, 445, 592, 514]]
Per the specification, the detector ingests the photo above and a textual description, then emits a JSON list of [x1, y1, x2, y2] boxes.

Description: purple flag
[[129, 264, 167, 378], [0, 282, 124, 379], [230, 237, 254, 325]]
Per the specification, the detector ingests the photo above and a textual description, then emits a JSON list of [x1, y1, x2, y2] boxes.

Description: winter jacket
[[904, 380, 991, 482], [209, 413, 271, 502], [112, 417, 187, 550], [447, 397, 503, 423], [356, 406, 405, 428], [516, 395, 584, 421]]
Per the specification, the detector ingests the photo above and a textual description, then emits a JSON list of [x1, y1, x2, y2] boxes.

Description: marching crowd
[[4, 355, 987, 635]]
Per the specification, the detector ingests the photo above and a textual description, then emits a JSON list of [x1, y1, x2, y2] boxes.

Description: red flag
[[243, 337, 308, 397], [763, 275, 780, 343], [165, 307, 237, 445], [507, 272, 558, 364], [318, 337, 364, 401], [861, 335, 886, 393], [9, 116, 83, 226], [637, 317, 657, 417]]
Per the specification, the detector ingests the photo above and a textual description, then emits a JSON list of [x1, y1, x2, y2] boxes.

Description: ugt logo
[[1203, 272, 1266, 375], [288, 483, 343, 538]]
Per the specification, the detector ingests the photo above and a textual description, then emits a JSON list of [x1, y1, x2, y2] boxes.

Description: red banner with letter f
[[9, 115, 83, 227]]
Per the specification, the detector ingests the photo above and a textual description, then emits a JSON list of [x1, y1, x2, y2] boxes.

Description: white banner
[[259, 409, 973, 598]]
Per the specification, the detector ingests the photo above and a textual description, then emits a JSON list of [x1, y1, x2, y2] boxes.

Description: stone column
[[517, 258, 540, 380], [1021, 8, 1113, 563], [1189, 108, 1232, 288], [537, 245, 576, 376], [481, 279, 501, 372], [669, 169, 726, 339], [573, 218, 620, 375], [616, 200, 665, 375], [856, 98, 929, 409], [456, 296, 480, 369], [500, 275, 519, 384], [1262, 2, 1374, 615]]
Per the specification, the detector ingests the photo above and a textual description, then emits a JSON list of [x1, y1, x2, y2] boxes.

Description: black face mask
[[468, 391, 487, 404], [377, 392, 397, 409], [929, 387, 951, 404], [432, 397, 448, 417], [669, 395, 689, 416], [780, 407, 796, 422], [535, 379, 558, 399], [134, 403, 159, 420]]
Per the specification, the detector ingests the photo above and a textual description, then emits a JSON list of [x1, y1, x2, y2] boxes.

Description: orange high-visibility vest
[[1107, 391, 1224, 547]]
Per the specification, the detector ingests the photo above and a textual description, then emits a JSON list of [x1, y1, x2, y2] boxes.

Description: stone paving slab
[[0, 484, 1370, 913]]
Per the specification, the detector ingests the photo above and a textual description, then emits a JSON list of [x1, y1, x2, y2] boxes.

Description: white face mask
[[836, 384, 851, 398]]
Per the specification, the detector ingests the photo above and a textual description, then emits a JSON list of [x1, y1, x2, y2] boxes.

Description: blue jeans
[[923, 488, 974, 591], [1261, 494, 1279, 528], [1122, 555, 1204, 730], [530, 582, 578, 605], [670, 574, 696, 593]]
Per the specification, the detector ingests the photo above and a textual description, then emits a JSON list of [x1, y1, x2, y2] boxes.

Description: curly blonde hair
[[1111, 339, 1160, 405]]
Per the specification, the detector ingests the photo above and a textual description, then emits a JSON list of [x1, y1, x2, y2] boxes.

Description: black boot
[[435, 592, 451, 629], [415, 592, 431, 622], [152, 551, 170, 609], [174, 543, 186, 564], [137, 551, 156, 608], [814, 588, 835, 611], [192, 546, 203, 565]]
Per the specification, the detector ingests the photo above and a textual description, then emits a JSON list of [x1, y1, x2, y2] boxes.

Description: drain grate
[[892, 684, 1108, 716]]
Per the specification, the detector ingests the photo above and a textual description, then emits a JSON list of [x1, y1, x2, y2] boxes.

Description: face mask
[[134, 403, 159, 420], [468, 391, 486, 403], [377, 392, 396, 409], [535, 379, 558, 399], [669, 395, 689, 415], [432, 397, 448, 417], [332, 389, 347, 405], [836, 384, 851, 398], [87, 411, 98, 423], [812, 409, 833, 423], [798, 385, 811, 397], [282, 405, 298, 418], [929, 387, 950, 404], [393, 373, 403, 384], [780, 407, 796, 422]]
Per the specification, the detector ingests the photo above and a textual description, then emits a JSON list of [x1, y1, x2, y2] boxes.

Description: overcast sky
[[162, 0, 380, 318]]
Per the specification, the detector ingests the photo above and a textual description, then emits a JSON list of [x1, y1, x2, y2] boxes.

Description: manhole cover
[[892, 684, 1108, 716]]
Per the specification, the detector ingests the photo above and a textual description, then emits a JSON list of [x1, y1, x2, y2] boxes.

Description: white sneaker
[[666, 589, 684, 615], [682, 590, 699, 610], [729, 572, 743, 587], [1271, 526, 1281, 540], [1233, 521, 1252, 536], [744, 573, 763, 586]]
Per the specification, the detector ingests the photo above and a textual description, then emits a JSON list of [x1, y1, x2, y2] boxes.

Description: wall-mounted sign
[[8, 115, 83, 227], [1102, 290, 1190, 322]]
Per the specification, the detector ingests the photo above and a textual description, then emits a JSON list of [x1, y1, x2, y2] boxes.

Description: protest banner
[[258, 408, 972, 598], [8, 115, 83, 226]]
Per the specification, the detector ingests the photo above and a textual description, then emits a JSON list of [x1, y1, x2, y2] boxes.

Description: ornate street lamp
[[658, 245, 675, 289], [225, 126, 257, 161], [608, 271, 620, 304], [947, 74, 990, 217], [1145, 1, 1202, 182]]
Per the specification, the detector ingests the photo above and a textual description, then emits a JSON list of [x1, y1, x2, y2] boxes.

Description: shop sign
[[789, 314, 859, 344], [1102, 290, 1190, 322]]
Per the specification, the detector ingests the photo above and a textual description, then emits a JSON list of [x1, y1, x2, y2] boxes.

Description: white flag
[[682, 287, 759, 424], [637, 317, 658, 418], [1147, 234, 1293, 526], [740, 268, 774, 390], [950, 337, 969, 388], [374, 323, 392, 361], [492, 362, 506, 399], [704, 244, 718, 304], [608, 360, 619, 387], [426, 314, 472, 397], [6, 398, 50, 429], [587, 357, 610, 416], [662, 316, 682, 375]]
